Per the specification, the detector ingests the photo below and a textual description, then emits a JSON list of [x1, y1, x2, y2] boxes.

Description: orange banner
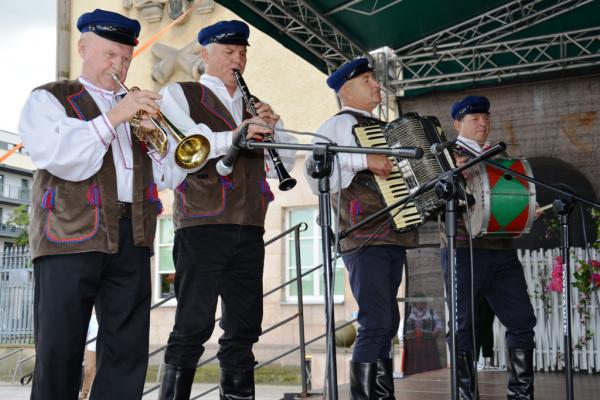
[[0, 143, 23, 164]]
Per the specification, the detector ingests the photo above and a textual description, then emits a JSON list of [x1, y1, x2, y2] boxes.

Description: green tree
[[7, 204, 29, 246]]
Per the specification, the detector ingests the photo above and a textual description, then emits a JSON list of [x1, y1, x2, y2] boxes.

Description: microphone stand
[[240, 137, 421, 400], [453, 148, 600, 400], [556, 194, 576, 399]]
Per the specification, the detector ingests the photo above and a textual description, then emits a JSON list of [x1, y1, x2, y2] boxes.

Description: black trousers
[[31, 219, 151, 400], [441, 248, 536, 353], [342, 245, 406, 363], [476, 298, 496, 359], [164, 225, 265, 372]]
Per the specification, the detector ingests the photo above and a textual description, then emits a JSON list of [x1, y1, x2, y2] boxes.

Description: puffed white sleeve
[[303, 114, 367, 195], [18, 89, 115, 181]]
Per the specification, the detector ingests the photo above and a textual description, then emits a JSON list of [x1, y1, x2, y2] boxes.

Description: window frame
[[283, 206, 344, 304], [153, 217, 177, 306]]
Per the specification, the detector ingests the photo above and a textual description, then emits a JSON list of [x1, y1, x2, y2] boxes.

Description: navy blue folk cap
[[326, 58, 373, 92], [77, 9, 141, 46], [198, 20, 250, 46], [450, 95, 490, 120]]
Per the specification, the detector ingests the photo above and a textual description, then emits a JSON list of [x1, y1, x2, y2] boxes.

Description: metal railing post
[[294, 225, 309, 396], [11, 350, 23, 384]]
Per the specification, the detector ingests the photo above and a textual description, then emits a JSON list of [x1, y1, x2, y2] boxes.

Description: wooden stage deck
[[332, 368, 600, 399]]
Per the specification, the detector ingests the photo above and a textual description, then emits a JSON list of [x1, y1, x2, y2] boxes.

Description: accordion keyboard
[[354, 125, 423, 231]]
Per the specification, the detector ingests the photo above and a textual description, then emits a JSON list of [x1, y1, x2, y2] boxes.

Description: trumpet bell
[[175, 134, 211, 170]]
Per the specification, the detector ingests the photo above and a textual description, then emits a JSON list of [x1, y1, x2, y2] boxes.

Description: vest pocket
[[177, 175, 233, 218], [42, 183, 101, 244]]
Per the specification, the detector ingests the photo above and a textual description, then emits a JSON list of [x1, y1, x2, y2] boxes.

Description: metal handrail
[[0, 348, 22, 362]]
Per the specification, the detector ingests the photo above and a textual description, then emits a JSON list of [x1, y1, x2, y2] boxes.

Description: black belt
[[118, 202, 132, 219]]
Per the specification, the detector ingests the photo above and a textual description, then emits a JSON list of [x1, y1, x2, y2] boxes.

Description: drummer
[[440, 95, 536, 400]]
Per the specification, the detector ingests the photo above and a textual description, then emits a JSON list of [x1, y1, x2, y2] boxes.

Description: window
[[20, 179, 30, 201], [285, 207, 345, 303], [155, 217, 175, 300]]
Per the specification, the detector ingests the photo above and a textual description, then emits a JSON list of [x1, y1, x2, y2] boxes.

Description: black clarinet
[[233, 69, 297, 191]]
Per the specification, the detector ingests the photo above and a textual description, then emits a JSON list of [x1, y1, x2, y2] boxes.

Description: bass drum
[[466, 158, 536, 238]]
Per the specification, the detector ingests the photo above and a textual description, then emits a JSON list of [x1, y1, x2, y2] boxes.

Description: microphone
[[216, 124, 248, 176], [430, 139, 457, 156], [390, 145, 423, 159]]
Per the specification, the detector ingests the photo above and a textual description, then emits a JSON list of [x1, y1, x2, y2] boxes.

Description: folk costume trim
[[66, 86, 87, 121]]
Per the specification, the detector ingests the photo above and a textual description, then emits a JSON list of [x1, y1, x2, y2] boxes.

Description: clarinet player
[[156, 20, 298, 400]]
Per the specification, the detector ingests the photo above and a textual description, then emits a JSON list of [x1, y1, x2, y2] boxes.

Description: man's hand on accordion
[[367, 154, 393, 178]]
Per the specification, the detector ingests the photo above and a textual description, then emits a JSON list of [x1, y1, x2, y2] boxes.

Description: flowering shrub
[[546, 208, 600, 349]]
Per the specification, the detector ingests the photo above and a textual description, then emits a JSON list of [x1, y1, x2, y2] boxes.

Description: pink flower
[[590, 260, 600, 270], [548, 280, 563, 292], [551, 268, 563, 279], [591, 273, 600, 288], [548, 260, 564, 293]]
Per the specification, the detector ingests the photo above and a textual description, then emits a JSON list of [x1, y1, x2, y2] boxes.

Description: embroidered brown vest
[[172, 82, 273, 230], [334, 111, 418, 252], [29, 80, 159, 260]]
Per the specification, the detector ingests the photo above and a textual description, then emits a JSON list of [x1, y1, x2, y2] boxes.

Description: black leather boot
[[219, 368, 255, 400], [457, 352, 478, 400], [374, 358, 395, 400], [506, 348, 534, 400], [158, 363, 196, 400], [350, 361, 376, 400]]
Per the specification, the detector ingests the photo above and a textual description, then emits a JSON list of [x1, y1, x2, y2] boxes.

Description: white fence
[[492, 247, 600, 373], [0, 247, 33, 345]]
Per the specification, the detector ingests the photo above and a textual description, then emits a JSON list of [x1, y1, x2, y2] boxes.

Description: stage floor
[[334, 368, 600, 399], [1, 369, 598, 399]]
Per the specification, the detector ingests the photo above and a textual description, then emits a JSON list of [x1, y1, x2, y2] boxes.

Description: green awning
[[216, 0, 600, 96]]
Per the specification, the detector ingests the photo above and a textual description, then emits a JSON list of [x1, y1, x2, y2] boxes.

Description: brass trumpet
[[111, 74, 210, 170]]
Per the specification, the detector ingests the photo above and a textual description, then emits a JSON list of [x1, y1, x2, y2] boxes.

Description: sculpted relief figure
[[151, 41, 205, 84], [122, 0, 167, 23], [123, 0, 214, 22]]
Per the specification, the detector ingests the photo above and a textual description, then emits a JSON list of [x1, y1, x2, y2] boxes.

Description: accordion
[[353, 112, 455, 232]]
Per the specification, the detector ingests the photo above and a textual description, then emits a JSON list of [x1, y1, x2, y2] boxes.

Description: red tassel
[[87, 184, 101, 207], [350, 199, 361, 217], [146, 182, 163, 215], [219, 176, 234, 191], [40, 188, 55, 210]]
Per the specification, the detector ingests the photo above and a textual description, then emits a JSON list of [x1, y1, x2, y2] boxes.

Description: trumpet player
[[157, 20, 297, 400], [18, 9, 175, 399]]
